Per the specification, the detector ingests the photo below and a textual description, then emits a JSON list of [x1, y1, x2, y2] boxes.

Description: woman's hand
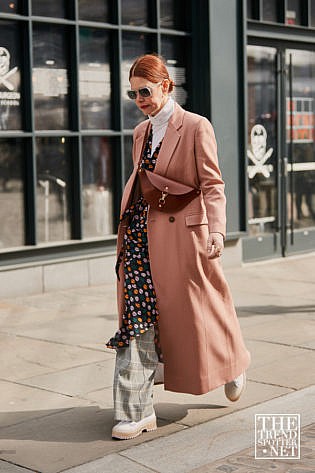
[[207, 232, 224, 259]]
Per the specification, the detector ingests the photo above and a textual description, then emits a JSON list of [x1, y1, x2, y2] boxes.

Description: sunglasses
[[127, 81, 162, 100]]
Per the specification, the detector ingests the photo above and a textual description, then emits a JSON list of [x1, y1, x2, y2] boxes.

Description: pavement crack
[[0, 459, 40, 472], [0, 377, 76, 398], [246, 338, 315, 351], [246, 378, 298, 390], [118, 453, 160, 472]]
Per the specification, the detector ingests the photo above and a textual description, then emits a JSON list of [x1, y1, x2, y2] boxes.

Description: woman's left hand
[[207, 232, 224, 259]]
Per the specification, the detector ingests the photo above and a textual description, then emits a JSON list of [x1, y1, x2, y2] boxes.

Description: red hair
[[129, 54, 175, 93]]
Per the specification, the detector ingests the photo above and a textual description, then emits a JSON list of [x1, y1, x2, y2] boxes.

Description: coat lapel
[[120, 120, 150, 216], [134, 121, 150, 167], [154, 102, 185, 175]]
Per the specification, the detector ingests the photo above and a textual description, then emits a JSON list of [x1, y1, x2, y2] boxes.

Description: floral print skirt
[[106, 196, 161, 352]]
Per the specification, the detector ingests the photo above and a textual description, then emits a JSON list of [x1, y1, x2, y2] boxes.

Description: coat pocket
[[185, 213, 208, 226]]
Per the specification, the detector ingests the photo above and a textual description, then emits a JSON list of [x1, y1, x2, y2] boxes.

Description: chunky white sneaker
[[224, 372, 246, 402], [112, 413, 157, 440]]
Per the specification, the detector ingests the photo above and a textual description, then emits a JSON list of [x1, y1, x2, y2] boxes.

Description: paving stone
[[22, 359, 116, 396], [0, 380, 95, 428], [242, 317, 315, 346], [64, 453, 158, 473], [0, 333, 111, 382], [4, 314, 117, 352], [248, 351, 315, 390]]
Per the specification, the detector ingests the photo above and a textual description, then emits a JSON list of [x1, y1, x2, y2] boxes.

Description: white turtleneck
[[148, 97, 175, 156]]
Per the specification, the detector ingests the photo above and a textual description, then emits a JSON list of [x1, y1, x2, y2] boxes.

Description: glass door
[[286, 49, 315, 254], [244, 45, 280, 260], [244, 45, 315, 260]]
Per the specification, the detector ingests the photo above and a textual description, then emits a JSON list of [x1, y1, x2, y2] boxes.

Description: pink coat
[[116, 103, 251, 395]]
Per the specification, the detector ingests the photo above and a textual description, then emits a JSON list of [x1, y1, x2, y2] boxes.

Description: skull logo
[[0, 47, 10, 77]]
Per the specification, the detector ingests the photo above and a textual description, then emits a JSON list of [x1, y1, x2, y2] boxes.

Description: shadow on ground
[[0, 402, 227, 443]]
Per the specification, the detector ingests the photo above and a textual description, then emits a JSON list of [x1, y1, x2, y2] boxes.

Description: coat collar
[[133, 102, 185, 174]]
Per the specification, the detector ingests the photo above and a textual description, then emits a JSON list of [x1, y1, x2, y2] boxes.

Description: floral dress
[[106, 129, 162, 355]]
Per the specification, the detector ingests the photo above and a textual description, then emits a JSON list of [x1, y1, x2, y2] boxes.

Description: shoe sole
[[112, 419, 157, 440], [225, 373, 246, 402]]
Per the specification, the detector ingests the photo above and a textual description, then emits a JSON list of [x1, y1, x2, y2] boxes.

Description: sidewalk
[[0, 253, 314, 473]]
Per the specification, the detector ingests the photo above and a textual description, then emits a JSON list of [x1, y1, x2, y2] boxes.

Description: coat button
[[169, 216, 175, 222]]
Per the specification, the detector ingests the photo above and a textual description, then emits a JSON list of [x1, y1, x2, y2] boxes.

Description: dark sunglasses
[[127, 81, 162, 100]]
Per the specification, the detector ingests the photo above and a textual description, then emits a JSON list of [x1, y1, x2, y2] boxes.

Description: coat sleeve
[[194, 117, 226, 238]]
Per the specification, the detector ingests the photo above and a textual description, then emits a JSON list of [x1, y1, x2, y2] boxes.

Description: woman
[[106, 54, 250, 440]]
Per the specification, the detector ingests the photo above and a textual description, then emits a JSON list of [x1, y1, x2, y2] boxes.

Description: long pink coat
[[116, 103, 251, 395]]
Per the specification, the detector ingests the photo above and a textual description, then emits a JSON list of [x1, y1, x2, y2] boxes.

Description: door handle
[[283, 157, 288, 177]]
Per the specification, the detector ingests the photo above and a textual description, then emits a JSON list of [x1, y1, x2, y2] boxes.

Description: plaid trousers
[[113, 326, 159, 422]]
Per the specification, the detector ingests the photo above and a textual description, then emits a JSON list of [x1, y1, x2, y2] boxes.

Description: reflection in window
[[160, 0, 188, 30], [161, 36, 189, 108], [262, 0, 278, 22], [0, 1, 19, 14], [122, 32, 153, 129], [247, 46, 277, 236], [311, 0, 315, 27], [79, 28, 111, 130], [33, 24, 69, 130], [82, 137, 114, 237], [78, 0, 110, 23], [32, 0, 66, 18], [0, 138, 24, 248], [121, 0, 148, 26], [0, 21, 22, 130], [286, 0, 301, 25], [36, 137, 71, 242]]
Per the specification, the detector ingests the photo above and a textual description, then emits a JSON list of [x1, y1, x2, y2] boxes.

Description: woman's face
[[129, 76, 168, 117]]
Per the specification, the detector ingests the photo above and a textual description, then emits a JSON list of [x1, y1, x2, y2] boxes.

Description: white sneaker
[[112, 412, 157, 440], [224, 372, 246, 402]]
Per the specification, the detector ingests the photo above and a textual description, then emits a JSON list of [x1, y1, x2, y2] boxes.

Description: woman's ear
[[162, 79, 169, 95]]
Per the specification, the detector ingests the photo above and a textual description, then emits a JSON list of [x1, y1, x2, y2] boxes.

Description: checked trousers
[[113, 326, 159, 422]]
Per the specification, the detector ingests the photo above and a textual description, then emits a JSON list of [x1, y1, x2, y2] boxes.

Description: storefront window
[[122, 32, 154, 129], [0, 1, 19, 14], [78, 0, 110, 23], [0, 21, 22, 130], [286, 0, 302, 25], [79, 28, 111, 130], [32, 0, 66, 18], [82, 137, 114, 237], [262, 0, 278, 22], [121, 0, 148, 26], [247, 46, 277, 236], [160, 0, 188, 30], [32, 24, 69, 130], [36, 137, 71, 243], [0, 138, 24, 248], [161, 36, 189, 108]]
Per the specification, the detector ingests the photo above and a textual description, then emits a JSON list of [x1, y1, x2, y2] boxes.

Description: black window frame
[[0, 0, 192, 258]]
